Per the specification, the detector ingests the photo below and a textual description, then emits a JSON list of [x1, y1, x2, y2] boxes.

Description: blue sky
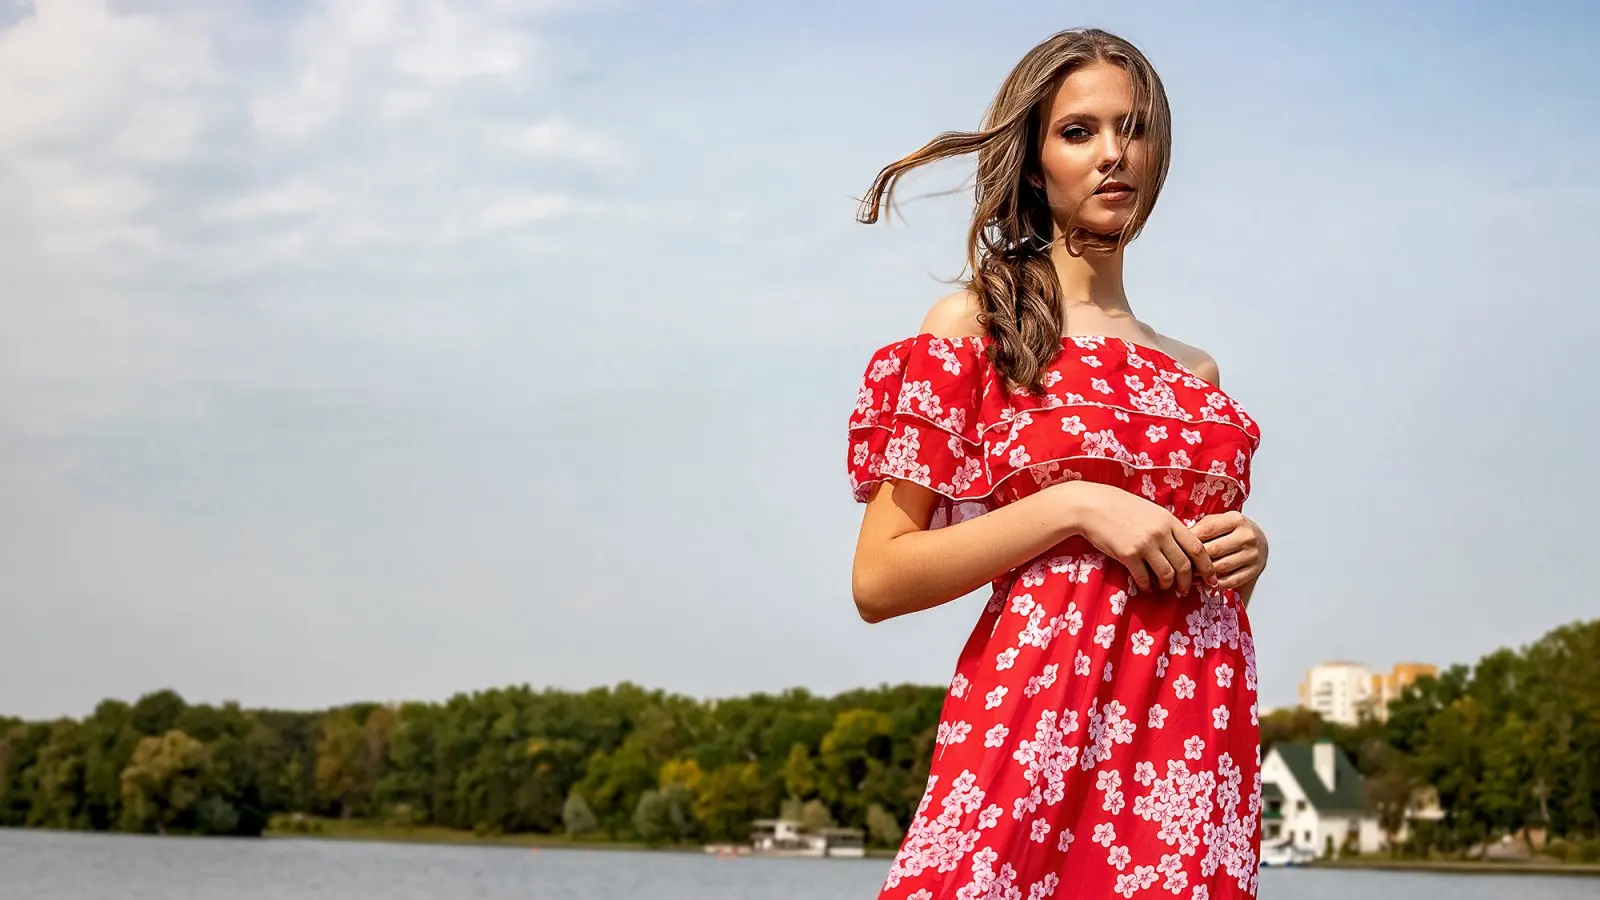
[[1, 0, 1596, 719]]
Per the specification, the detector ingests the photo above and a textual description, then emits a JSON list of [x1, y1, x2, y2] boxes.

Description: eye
[[1059, 125, 1092, 141]]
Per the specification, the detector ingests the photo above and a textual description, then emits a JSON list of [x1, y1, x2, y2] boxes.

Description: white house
[[1261, 739, 1383, 857]]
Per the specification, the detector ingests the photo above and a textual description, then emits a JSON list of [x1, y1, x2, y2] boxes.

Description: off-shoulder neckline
[[905, 332, 1206, 380]]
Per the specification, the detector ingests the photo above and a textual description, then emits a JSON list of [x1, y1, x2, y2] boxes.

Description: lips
[[1095, 181, 1134, 195]]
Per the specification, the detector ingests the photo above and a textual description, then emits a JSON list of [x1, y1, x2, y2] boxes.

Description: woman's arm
[[852, 478, 1217, 624]]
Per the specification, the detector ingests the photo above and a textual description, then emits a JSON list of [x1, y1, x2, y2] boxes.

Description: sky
[[1, 0, 1597, 720]]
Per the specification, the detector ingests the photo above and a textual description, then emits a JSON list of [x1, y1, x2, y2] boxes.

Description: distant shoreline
[[265, 822, 1600, 875], [1308, 858, 1600, 878]]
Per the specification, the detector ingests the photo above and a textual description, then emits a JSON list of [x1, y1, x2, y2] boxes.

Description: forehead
[[1046, 61, 1135, 118]]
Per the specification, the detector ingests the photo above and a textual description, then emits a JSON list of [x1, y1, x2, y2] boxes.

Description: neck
[[1050, 241, 1130, 317]]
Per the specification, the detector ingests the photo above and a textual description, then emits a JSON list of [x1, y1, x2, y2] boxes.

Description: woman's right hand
[[1051, 482, 1217, 596]]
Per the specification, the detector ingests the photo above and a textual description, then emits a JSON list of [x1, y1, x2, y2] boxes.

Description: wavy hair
[[857, 28, 1172, 393]]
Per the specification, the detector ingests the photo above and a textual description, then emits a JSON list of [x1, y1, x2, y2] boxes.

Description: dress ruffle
[[848, 334, 1261, 517]]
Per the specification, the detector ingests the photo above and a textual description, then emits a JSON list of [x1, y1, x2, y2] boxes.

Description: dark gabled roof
[[1271, 740, 1367, 814], [1262, 782, 1284, 802]]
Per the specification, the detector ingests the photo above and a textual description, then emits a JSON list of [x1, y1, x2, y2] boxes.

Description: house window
[[1295, 800, 1307, 813], [1303, 831, 1312, 844], [1264, 824, 1280, 839]]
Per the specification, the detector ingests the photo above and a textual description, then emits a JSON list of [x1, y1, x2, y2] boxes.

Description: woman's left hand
[[1191, 511, 1268, 593]]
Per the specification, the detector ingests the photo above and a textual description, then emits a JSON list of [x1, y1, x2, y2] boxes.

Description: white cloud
[[477, 192, 577, 230], [500, 118, 628, 167]]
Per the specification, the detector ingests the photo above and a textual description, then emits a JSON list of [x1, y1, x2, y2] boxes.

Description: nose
[[1095, 130, 1125, 173]]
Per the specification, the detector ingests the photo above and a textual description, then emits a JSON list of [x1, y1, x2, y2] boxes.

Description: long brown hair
[[857, 28, 1172, 393]]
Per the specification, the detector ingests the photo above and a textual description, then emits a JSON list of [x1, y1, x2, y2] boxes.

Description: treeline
[[1, 619, 1596, 857]]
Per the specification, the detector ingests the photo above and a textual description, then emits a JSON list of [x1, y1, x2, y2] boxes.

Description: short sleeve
[[846, 334, 994, 511]]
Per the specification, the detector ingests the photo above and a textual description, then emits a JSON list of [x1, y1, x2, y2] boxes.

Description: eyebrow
[[1048, 112, 1139, 131]]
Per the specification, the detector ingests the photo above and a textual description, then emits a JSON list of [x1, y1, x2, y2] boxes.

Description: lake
[[1, 829, 1594, 899]]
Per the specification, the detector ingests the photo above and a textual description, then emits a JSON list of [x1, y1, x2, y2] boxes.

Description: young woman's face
[[1035, 60, 1149, 240]]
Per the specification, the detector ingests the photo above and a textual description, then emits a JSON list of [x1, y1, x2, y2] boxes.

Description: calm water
[[1, 829, 1595, 899]]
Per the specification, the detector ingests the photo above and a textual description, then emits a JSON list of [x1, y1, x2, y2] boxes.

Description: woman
[[847, 28, 1270, 899]]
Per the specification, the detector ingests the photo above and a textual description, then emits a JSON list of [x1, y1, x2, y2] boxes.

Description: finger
[[1190, 511, 1241, 542], [1172, 525, 1217, 587], [1216, 568, 1259, 592], [1121, 555, 1152, 594], [1189, 515, 1227, 542], [1158, 534, 1194, 595], [1201, 528, 1249, 559], [1144, 543, 1178, 592], [1210, 548, 1258, 578]]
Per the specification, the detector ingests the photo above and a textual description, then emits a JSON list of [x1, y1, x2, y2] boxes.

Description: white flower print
[[1010, 594, 1036, 616], [1107, 845, 1131, 870], [1050, 553, 1104, 584], [1141, 474, 1158, 499], [1131, 630, 1155, 655], [880, 770, 987, 889], [1185, 736, 1206, 760], [1008, 445, 1031, 468], [1029, 874, 1060, 900], [908, 892, 933, 900], [1169, 633, 1192, 657], [929, 339, 963, 375], [1075, 651, 1092, 676], [1174, 674, 1197, 701], [1181, 428, 1202, 445], [883, 430, 932, 485], [1096, 769, 1122, 793], [1023, 664, 1059, 699], [1192, 887, 1209, 900], [986, 686, 1008, 710], [1134, 761, 1158, 786], [1091, 377, 1113, 395], [1104, 662, 1115, 683], [1215, 664, 1235, 688], [1212, 706, 1230, 730], [955, 846, 1018, 900], [984, 724, 1010, 748], [996, 647, 1019, 671], [1061, 415, 1087, 436], [1011, 709, 1080, 817], [1114, 410, 1131, 422], [1093, 822, 1117, 847], [1094, 624, 1116, 649], [950, 673, 970, 699], [1148, 705, 1168, 730], [1124, 374, 1145, 392], [1109, 591, 1128, 614], [940, 456, 984, 495], [1103, 790, 1127, 815], [853, 440, 871, 466], [1168, 449, 1193, 469], [1057, 827, 1075, 852], [1159, 853, 1188, 893], [1081, 355, 1103, 368], [976, 803, 1003, 831], [1250, 701, 1259, 726], [1156, 654, 1170, 678], [936, 720, 973, 747], [1030, 819, 1051, 843], [1146, 424, 1169, 442]]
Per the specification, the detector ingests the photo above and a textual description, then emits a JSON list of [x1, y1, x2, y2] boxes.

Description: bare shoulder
[[1156, 333, 1221, 385], [919, 289, 986, 339]]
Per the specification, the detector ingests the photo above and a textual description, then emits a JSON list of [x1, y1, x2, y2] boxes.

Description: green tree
[[562, 789, 598, 836], [120, 730, 209, 833]]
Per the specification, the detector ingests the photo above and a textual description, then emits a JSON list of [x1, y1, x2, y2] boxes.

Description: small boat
[[1259, 839, 1316, 868]]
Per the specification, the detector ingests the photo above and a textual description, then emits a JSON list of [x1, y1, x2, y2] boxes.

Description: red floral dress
[[848, 334, 1263, 899]]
